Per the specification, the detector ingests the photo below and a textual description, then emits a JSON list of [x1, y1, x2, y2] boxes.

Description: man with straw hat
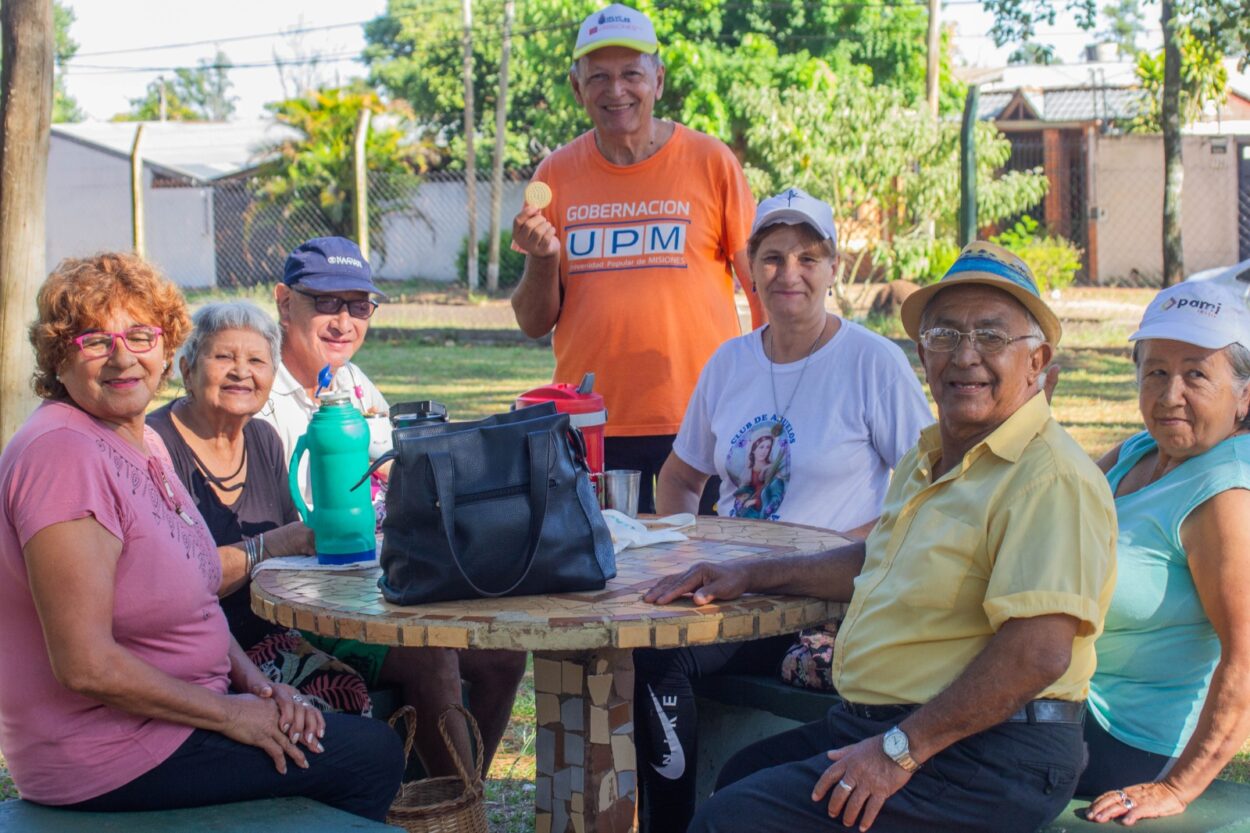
[[645, 241, 1117, 832], [510, 3, 763, 514]]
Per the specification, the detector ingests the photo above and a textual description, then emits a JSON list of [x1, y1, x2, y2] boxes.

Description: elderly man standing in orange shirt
[[510, 4, 764, 513]]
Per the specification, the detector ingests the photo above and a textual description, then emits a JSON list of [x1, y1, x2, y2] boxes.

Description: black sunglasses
[[292, 287, 378, 320]]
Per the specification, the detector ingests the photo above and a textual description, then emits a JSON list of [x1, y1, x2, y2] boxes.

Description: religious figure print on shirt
[[725, 416, 793, 520]]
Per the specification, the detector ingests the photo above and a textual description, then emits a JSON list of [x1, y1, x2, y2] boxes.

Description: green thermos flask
[[289, 392, 376, 565]]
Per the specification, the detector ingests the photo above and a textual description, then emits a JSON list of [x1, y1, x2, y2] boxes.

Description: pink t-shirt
[[0, 401, 230, 805]]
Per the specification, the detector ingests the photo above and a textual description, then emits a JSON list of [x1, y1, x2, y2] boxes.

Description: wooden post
[[0, 0, 53, 446], [925, 0, 940, 120], [130, 123, 146, 257], [486, 0, 514, 293], [462, 0, 478, 291], [353, 107, 372, 261], [959, 85, 979, 246], [1160, 0, 1184, 286]]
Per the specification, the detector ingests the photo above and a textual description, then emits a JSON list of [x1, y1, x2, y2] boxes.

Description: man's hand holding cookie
[[512, 181, 560, 259]]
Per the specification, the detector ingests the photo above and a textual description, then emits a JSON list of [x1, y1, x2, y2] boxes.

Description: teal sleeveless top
[[1087, 430, 1250, 757]]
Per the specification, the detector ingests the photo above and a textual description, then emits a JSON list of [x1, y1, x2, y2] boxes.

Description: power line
[[69, 51, 365, 75], [71, 20, 375, 59]]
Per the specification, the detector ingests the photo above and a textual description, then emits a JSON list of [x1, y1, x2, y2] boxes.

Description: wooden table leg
[[532, 648, 636, 833]]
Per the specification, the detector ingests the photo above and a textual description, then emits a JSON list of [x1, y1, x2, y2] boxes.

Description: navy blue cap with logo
[[282, 236, 388, 300]]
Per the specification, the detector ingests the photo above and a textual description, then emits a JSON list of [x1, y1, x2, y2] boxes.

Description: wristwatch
[[882, 726, 920, 773]]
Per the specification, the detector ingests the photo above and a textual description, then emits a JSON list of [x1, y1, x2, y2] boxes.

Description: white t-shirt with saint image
[[673, 319, 932, 532]]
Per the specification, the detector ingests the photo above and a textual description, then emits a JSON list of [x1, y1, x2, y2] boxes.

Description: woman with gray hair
[[1080, 280, 1250, 824], [147, 302, 369, 715]]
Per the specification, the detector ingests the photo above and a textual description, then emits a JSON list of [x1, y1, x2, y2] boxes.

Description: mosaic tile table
[[251, 516, 849, 833]]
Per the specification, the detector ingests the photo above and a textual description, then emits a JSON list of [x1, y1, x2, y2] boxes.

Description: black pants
[[690, 701, 1084, 833], [634, 635, 795, 833], [1076, 710, 1175, 796], [605, 435, 718, 515], [61, 712, 404, 822]]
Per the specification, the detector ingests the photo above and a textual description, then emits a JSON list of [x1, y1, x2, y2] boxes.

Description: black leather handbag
[[374, 402, 616, 605]]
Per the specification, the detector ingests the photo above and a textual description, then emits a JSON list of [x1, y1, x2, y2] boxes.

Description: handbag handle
[[426, 429, 552, 598]]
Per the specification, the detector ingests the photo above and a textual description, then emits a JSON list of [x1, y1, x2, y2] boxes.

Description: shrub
[[878, 236, 962, 285], [990, 216, 1082, 293], [456, 231, 527, 290]]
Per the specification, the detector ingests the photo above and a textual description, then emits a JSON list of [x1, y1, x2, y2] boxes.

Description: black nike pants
[[633, 634, 795, 833]]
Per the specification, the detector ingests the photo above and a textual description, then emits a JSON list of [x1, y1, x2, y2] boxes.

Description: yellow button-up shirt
[[832, 392, 1117, 705]]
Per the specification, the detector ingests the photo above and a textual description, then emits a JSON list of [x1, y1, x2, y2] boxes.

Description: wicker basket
[[386, 704, 488, 833]]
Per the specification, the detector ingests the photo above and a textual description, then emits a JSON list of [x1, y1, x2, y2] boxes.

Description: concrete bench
[[694, 674, 1250, 832], [1042, 781, 1250, 832], [0, 796, 398, 832], [693, 673, 839, 800]]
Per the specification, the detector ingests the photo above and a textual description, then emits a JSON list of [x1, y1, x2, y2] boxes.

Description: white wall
[[146, 180, 216, 288], [371, 178, 528, 282], [46, 136, 132, 269], [1093, 133, 1239, 283], [46, 135, 217, 289]]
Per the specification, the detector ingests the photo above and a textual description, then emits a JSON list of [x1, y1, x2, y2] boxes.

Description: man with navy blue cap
[[259, 236, 390, 490], [258, 236, 525, 783]]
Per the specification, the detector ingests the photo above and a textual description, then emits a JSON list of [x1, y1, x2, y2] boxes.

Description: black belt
[[839, 699, 1085, 725]]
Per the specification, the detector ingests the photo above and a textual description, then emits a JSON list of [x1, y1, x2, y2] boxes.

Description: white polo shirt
[[256, 360, 389, 505]]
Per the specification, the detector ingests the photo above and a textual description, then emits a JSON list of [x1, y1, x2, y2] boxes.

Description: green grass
[[353, 341, 556, 420]]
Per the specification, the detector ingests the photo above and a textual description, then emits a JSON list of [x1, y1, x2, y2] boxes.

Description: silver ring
[[1123, 797, 1136, 811], [292, 695, 306, 704], [837, 779, 854, 792]]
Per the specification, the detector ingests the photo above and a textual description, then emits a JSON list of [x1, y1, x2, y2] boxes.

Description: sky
[[60, 0, 1164, 123]]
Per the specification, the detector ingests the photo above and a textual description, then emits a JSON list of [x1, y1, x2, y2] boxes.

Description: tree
[[1009, 42, 1061, 64], [362, 0, 965, 165], [0, 0, 80, 121], [246, 85, 434, 261], [982, 0, 1249, 285], [113, 51, 237, 122], [1129, 26, 1227, 131], [737, 72, 1049, 312], [1100, 0, 1147, 56]]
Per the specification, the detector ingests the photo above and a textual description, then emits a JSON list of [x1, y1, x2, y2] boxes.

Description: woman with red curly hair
[[0, 253, 402, 820]]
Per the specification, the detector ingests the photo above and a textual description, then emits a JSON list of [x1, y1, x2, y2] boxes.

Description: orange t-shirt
[[533, 125, 755, 437]]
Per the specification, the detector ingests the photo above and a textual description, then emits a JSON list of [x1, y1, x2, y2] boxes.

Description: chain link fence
[[144, 133, 1248, 294], [154, 167, 535, 289], [1089, 133, 1240, 287]]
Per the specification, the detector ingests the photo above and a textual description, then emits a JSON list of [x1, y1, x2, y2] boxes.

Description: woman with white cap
[[1080, 280, 1250, 824], [633, 188, 933, 833]]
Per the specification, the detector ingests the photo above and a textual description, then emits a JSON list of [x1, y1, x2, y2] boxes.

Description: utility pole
[[462, 0, 478, 291], [486, 0, 514, 293], [959, 86, 979, 247], [926, 0, 940, 120], [0, 0, 53, 446]]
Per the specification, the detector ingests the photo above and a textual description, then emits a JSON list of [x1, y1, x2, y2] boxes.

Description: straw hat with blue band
[[900, 241, 1062, 347]]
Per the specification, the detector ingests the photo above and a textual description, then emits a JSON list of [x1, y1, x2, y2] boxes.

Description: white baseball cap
[[1130, 279, 1250, 350], [573, 4, 659, 61], [750, 187, 838, 249]]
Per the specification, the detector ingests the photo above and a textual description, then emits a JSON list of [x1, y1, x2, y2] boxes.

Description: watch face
[[883, 728, 907, 757]]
